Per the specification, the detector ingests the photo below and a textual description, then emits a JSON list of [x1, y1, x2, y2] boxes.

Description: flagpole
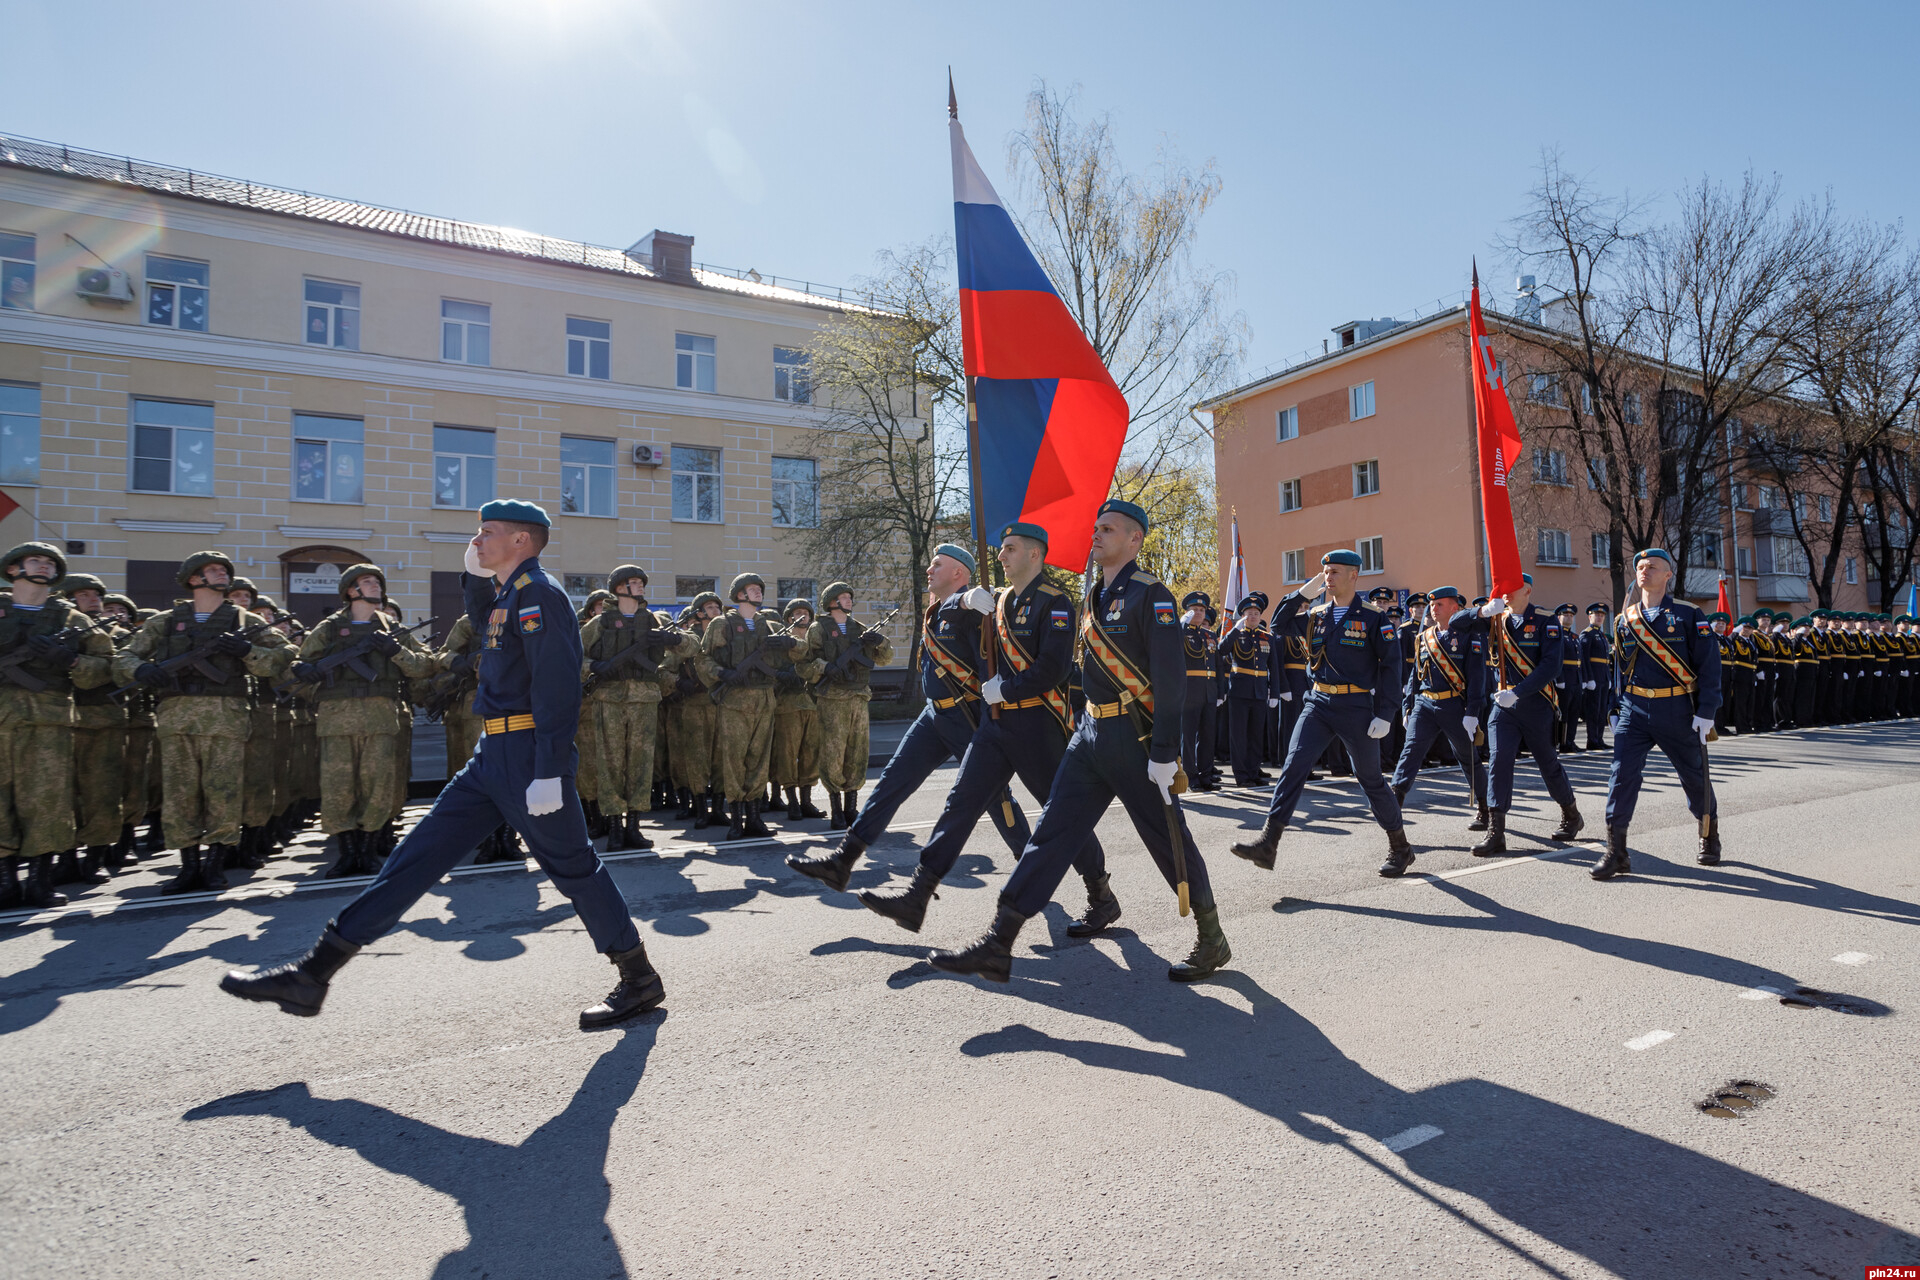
[[951, 75, 1001, 718]]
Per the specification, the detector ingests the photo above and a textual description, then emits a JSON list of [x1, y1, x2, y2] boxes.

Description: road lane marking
[[1832, 952, 1872, 966], [1738, 986, 1783, 1000], [1383, 1124, 1443, 1152], [1626, 1030, 1675, 1051]]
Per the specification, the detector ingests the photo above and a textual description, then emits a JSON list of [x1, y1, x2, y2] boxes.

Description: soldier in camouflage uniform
[[581, 566, 683, 851], [284, 566, 435, 877], [698, 573, 795, 841], [104, 592, 164, 854], [771, 598, 827, 821], [667, 590, 725, 828], [377, 597, 427, 859], [220, 576, 283, 870], [56, 572, 132, 880], [0, 543, 119, 909], [803, 582, 894, 829], [114, 550, 295, 893], [250, 595, 299, 858]]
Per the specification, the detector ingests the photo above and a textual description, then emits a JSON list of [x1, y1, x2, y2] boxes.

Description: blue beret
[[1096, 498, 1149, 534], [1633, 547, 1674, 569], [1520, 572, 1533, 586], [998, 521, 1049, 547], [1429, 586, 1465, 604], [479, 499, 552, 528], [932, 543, 976, 574], [1322, 549, 1363, 568]]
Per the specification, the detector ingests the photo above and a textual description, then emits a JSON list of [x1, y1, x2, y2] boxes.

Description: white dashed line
[[1383, 1124, 1444, 1152], [1625, 1030, 1675, 1051], [1832, 952, 1873, 966], [1738, 986, 1783, 1000]]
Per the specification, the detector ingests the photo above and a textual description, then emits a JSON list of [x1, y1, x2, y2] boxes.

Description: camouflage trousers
[[771, 708, 819, 787], [271, 714, 295, 815], [159, 731, 247, 848], [0, 722, 77, 859], [576, 702, 604, 804], [72, 724, 126, 847], [670, 699, 719, 792], [395, 710, 414, 812], [319, 733, 405, 834], [122, 725, 159, 824], [590, 699, 659, 815], [816, 695, 872, 793], [292, 720, 320, 804], [242, 703, 278, 828], [714, 687, 775, 801]]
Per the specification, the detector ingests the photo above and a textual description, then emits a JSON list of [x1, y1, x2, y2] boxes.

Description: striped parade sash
[[1081, 593, 1154, 717], [995, 591, 1071, 734], [1495, 612, 1557, 711], [1417, 626, 1466, 697], [1622, 602, 1697, 693]]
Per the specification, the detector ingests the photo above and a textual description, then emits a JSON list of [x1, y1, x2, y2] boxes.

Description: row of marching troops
[[1708, 608, 1919, 734]]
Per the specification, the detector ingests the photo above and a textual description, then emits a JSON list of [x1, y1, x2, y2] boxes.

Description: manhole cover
[[1698, 1080, 1776, 1119], [1780, 987, 1890, 1017]]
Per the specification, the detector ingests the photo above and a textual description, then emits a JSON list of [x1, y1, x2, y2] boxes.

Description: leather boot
[[692, 790, 715, 830], [583, 799, 606, 839], [203, 842, 235, 890], [579, 940, 665, 1029], [624, 811, 652, 851], [859, 864, 943, 932], [673, 787, 696, 820], [1592, 826, 1632, 880], [786, 836, 866, 892], [827, 789, 847, 830], [1168, 906, 1232, 982], [162, 847, 206, 895], [138, 817, 166, 854], [1549, 801, 1585, 841], [0, 856, 19, 910], [67, 848, 110, 885], [1230, 816, 1285, 871], [1471, 809, 1508, 857], [323, 831, 360, 878], [1391, 782, 1410, 806], [604, 809, 630, 852], [1467, 797, 1490, 832], [1066, 872, 1122, 937], [50, 849, 80, 885], [500, 827, 524, 862], [19, 855, 68, 908], [929, 901, 1029, 983], [86, 844, 121, 877], [1377, 827, 1416, 877], [842, 791, 860, 827], [723, 800, 747, 842], [767, 782, 781, 809], [785, 787, 803, 821], [236, 827, 267, 870], [1697, 815, 1721, 866], [799, 786, 825, 819], [469, 826, 501, 864], [220, 923, 360, 1017], [743, 800, 773, 839], [115, 822, 140, 864]]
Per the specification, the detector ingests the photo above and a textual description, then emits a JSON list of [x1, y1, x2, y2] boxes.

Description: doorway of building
[[279, 545, 366, 628]]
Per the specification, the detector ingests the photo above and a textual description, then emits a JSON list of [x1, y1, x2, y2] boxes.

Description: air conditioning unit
[[632, 443, 665, 467], [76, 267, 135, 303]]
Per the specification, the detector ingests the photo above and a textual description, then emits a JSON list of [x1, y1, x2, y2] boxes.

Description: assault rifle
[[817, 606, 902, 685], [709, 633, 799, 703], [585, 621, 688, 693], [111, 619, 279, 700], [0, 618, 104, 693], [290, 617, 435, 686]]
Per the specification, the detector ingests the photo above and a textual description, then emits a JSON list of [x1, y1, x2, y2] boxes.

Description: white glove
[[1691, 715, 1714, 744], [1146, 757, 1179, 803], [1461, 715, 1479, 737], [1608, 716, 1618, 734], [463, 542, 486, 578], [1216, 696, 1226, 707], [1493, 689, 1518, 709], [1267, 697, 1279, 708], [1279, 691, 1292, 702], [1367, 717, 1391, 739], [961, 586, 995, 614], [981, 675, 1006, 705], [525, 777, 563, 816], [1482, 597, 1506, 617], [1583, 680, 1596, 690]]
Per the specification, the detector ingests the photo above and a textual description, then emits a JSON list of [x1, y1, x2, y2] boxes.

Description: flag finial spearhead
[[948, 70, 957, 120]]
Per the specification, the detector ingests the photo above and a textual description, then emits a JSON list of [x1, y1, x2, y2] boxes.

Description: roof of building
[[1197, 305, 1469, 410], [0, 132, 869, 313]]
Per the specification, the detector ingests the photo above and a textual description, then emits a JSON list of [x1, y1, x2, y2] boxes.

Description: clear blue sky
[[9, 0, 1916, 383]]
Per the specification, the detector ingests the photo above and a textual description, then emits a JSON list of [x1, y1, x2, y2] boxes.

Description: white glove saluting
[[463, 541, 486, 578], [525, 777, 563, 817], [981, 674, 1006, 705], [1146, 757, 1179, 803], [1692, 715, 1715, 744], [1366, 717, 1391, 739], [1493, 689, 1518, 709], [961, 586, 995, 615]]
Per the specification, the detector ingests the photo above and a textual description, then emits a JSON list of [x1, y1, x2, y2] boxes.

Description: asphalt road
[[3, 723, 1917, 1279]]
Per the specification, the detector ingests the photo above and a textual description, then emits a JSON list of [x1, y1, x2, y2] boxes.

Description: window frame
[[1622, 391, 1642, 425], [776, 577, 818, 605], [144, 254, 210, 332], [676, 332, 717, 393], [441, 299, 492, 367], [559, 435, 617, 518], [671, 444, 723, 524], [1352, 459, 1380, 498], [290, 412, 366, 505], [1278, 477, 1303, 513], [1844, 556, 1858, 585], [0, 230, 34, 312], [1348, 381, 1376, 421], [431, 424, 497, 510], [769, 455, 819, 529], [1536, 527, 1575, 566], [1532, 448, 1569, 487], [1276, 405, 1299, 441], [0, 381, 42, 485], [1591, 531, 1612, 569], [128, 397, 216, 496], [1356, 536, 1385, 575], [303, 278, 361, 350], [1282, 549, 1306, 584], [773, 347, 811, 404], [567, 317, 612, 381]]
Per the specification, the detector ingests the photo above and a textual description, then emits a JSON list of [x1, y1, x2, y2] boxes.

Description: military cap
[[727, 572, 765, 603], [1096, 498, 1150, 534], [609, 565, 649, 591], [1736, 614, 1755, 626], [1554, 602, 1577, 615], [931, 543, 976, 574], [686, 590, 721, 617], [1322, 549, 1363, 568], [478, 498, 552, 528], [338, 563, 387, 600], [1795, 616, 1814, 627], [1405, 591, 1430, 607], [1633, 547, 1675, 569], [819, 581, 854, 611], [1203, 606, 1218, 626], [1752, 607, 1774, 619], [1386, 605, 1405, 619], [1587, 602, 1611, 614], [60, 572, 108, 598], [1880, 611, 1892, 622], [1708, 610, 1731, 622], [1181, 591, 1211, 610], [176, 549, 235, 589], [1471, 596, 1489, 608], [3, 540, 68, 583], [998, 521, 1049, 548], [1238, 591, 1269, 614], [783, 597, 814, 621], [1428, 586, 1466, 605], [1366, 586, 1395, 602]]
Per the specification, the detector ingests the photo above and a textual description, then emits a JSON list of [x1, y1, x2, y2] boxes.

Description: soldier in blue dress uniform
[[1178, 591, 1221, 791], [1551, 603, 1587, 752], [1388, 586, 1487, 830], [221, 500, 664, 1030], [1580, 603, 1613, 750], [1220, 592, 1274, 786]]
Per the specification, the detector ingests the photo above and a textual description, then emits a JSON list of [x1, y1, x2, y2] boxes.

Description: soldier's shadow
[[965, 935, 1917, 1276], [397, 871, 580, 961], [183, 1017, 661, 1280]]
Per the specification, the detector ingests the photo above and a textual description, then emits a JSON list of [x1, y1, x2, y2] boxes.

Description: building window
[[676, 333, 716, 392], [1352, 459, 1380, 497], [675, 575, 716, 600], [1755, 484, 1781, 510], [1735, 544, 1752, 576], [567, 318, 611, 380], [1818, 494, 1834, 522], [441, 300, 491, 366], [0, 232, 33, 310], [1276, 406, 1298, 441], [563, 573, 609, 609], [1282, 549, 1306, 583], [770, 455, 818, 528], [1527, 373, 1565, 406], [1591, 532, 1611, 568], [144, 255, 209, 331], [1775, 537, 1810, 577], [560, 436, 616, 517], [1348, 381, 1375, 421], [1537, 528, 1574, 565], [304, 279, 359, 349], [1632, 464, 1648, 499], [1580, 382, 1596, 415], [774, 347, 811, 403], [0, 383, 40, 485], [130, 399, 214, 495], [1622, 391, 1642, 424], [1357, 536, 1384, 575], [1732, 483, 1751, 511], [1692, 531, 1723, 570], [432, 425, 496, 509], [1279, 478, 1303, 512], [1844, 556, 1857, 585], [776, 577, 817, 605], [292, 414, 364, 504], [1532, 449, 1569, 486], [1586, 456, 1607, 491], [672, 445, 722, 523]]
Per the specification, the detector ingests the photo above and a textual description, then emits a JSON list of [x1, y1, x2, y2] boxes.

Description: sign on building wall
[[290, 567, 343, 595]]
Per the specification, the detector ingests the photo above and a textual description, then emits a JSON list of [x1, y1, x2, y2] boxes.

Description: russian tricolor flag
[[952, 116, 1128, 570]]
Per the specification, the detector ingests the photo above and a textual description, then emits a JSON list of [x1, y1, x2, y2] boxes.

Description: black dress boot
[[929, 901, 1029, 983], [19, 855, 68, 908], [692, 790, 715, 830], [137, 818, 166, 854], [583, 799, 606, 840], [579, 941, 665, 1029], [842, 791, 861, 831], [1169, 907, 1232, 982], [786, 836, 867, 892], [743, 800, 773, 839], [85, 844, 121, 877], [220, 924, 360, 1017], [115, 822, 140, 864], [1697, 816, 1722, 866], [827, 789, 847, 830], [67, 848, 111, 885], [859, 864, 943, 932], [1467, 797, 1490, 832], [0, 856, 19, 910], [724, 800, 747, 842], [1230, 817, 1285, 871], [785, 787, 803, 821], [203, 842, 236, 890], [1549, 801, 1585, 841], [673, 787, 696, 820], [161, 847, 205, 895], [1391, 782, 1410, 806], [624, 811, 652, 851], [1377, 827, 1416, 877], [323, 831, 360, 878], [1065, 872, 1123, 937], [799, 786, 825, 820], [1471, 809, 1508, 857], [1592, 826, 1632, 880], [238, 827, 268, 870], [604, 809, 630, 852]]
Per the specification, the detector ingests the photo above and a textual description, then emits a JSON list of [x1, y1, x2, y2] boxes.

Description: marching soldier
[[1220, 593, 1274, 787], [113, 551, 294, 893], [59, 572, 132, 879], [427, 600, 518, 864], [1178, 592, 1220, 792], [1229, 551, 1411, 877], [1594, 548, 1722, 878], [697, 573, 793, 841], [579, 565, 679, 851], [1388, 586, 1487, 830], [1581, 603, 1613, 750], [769, 597, 826, 821], [859, 522, 1118, 936], [666, 591, 724, 828], [0, 543, 117, 908], [797, 582, 892, 832]]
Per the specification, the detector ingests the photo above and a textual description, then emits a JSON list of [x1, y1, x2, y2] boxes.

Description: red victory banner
[[1468, 264, 1527, 597]]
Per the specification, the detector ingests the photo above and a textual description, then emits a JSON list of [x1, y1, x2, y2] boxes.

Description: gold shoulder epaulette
[[1130, 571, 1162, 587], [514, 573, 533, 589]]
